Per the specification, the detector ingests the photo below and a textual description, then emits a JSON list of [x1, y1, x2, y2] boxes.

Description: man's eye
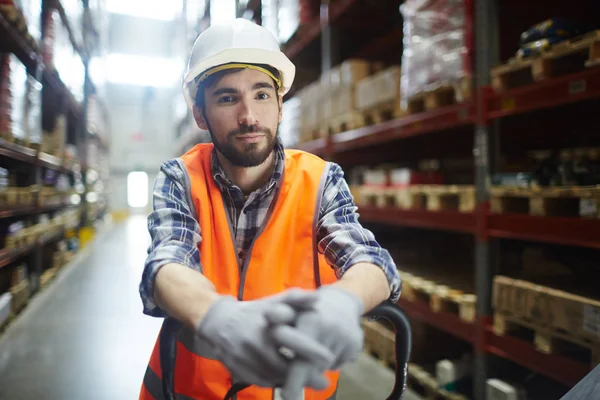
[[257, 92, 270, 100], [218, 96, 235, 103]]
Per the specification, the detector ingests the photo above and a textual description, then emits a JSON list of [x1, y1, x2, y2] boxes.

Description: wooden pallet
[[327, 111, 365, 135], [10, 280, 30, 314], [406, 77, 472, 115], [40, 267, 59, 289], [491, 30, 600, 92], [408, 364, 469, 400], [401, 272, 476, 323], [361, 185, 476, 213], [490, 186, 600, 218], [494, 312, 600, 368], [360, 100, 405, 127]]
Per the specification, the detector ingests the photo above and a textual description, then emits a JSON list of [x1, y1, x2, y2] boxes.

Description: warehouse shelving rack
[[237, 0, 600, 397], [0, 1, 107, 295]]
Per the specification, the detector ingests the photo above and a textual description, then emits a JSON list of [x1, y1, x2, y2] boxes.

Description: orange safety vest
[[140, 144, 340, 400]]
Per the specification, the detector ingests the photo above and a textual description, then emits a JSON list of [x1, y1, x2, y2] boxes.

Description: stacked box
[[297, 82, 322, 141], [493, 275, 600, 343], [356, 66, 402, 111], [280, 97, 301, 147], [41, 114, 66, 157], [321, 59, 372, 119], [400, 0, 472, 108]]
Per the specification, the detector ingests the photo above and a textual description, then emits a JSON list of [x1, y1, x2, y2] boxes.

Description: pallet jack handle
[[222, 300, 411, 400], [365, 300, 412, 400]]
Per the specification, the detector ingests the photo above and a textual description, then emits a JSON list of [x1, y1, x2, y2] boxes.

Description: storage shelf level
[[485, 325, 590, 387], [396, 298, 475, 344], [486, 67, 600, 119], [488, 213, 600, 249], [357, 205, 476, 234]]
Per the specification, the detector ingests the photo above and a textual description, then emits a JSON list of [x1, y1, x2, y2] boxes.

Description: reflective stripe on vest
[[140, 144, 341, 400]]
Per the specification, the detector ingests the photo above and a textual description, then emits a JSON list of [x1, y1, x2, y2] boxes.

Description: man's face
[[194, 68, 282, 167]]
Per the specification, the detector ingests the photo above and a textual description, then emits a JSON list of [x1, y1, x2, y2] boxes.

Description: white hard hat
[[182, 18, 296, 110]]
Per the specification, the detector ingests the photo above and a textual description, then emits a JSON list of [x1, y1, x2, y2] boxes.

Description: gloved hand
[[195, 289, 335, 389], [266, 286, 365, 399]]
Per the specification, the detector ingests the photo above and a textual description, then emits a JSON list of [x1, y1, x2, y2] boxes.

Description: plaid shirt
[[140, 140, 401, 317]]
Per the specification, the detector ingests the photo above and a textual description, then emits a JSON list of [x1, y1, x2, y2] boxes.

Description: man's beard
[[208, 123, 277, 168]]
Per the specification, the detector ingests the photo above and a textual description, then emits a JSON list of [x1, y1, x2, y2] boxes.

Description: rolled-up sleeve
[[140, 159, 202, 317], [316, 163, 401, 302]]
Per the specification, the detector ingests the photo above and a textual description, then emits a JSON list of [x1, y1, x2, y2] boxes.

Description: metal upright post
[[473, 0, 499, 398], [320, 0, 339, 74]]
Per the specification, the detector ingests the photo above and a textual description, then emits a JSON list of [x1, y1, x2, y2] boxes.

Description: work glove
[[266, 286, 365, 399], [195, 289, 335, 389]]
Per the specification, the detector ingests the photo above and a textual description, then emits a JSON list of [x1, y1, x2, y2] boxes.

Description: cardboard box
[[10, 280, 30, 313], [551, 290, 600, 343], [492, 276, 515, 314], [355, 75, 378, 111], [335, 86, 355, 116], [339, 59, 371, 87], [11, 264, 28, 287], [374, 66, 401, 105]]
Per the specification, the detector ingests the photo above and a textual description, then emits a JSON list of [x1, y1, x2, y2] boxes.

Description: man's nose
[[237, 99, 258, 127]]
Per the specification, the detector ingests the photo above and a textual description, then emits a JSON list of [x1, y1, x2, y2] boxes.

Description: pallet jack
[[222, 301, 412, 400], [158, 300, 411, 400]]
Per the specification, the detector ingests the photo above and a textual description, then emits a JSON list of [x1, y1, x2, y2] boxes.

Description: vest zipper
[[237, 177, 283, 300]]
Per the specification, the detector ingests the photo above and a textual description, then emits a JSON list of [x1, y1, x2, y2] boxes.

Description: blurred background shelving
[[2, 0, 600, 399]]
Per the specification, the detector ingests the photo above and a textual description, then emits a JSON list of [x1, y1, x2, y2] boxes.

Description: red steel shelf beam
[[0, 139, 37, 164], [357, 205, 476, 234], [488, 213, 600, 249], [485, 325, 590, 387], [333, 103, 474, 153], [293, 103, 474, 156], [0, 244, 36, 269], [486, 67, 600, 119], [397, 298, 475, 343], [0, 205, 37, 219]]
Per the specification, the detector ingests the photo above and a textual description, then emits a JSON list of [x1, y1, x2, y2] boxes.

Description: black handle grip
[[222, 301, 412, 400], [365, 301, 412, 400]]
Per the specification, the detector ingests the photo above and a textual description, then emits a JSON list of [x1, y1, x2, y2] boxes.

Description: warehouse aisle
[[0, 216, 410, 400]]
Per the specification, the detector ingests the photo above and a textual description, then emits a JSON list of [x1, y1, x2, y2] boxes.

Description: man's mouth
[[236, 134, 265, 143]]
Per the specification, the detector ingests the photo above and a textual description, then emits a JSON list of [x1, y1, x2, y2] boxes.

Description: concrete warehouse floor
[[0, 216, 419, 400]]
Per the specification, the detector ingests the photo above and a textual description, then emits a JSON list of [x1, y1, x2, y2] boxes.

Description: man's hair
[[194, 63, 281, 110]]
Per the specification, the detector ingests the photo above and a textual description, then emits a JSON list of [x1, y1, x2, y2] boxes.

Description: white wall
[[105, 13, 186, 211]]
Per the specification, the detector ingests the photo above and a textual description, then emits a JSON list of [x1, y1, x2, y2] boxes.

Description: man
[[139, 18, 401, 400]]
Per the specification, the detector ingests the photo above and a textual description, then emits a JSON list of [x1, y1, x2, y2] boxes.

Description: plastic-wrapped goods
[[279, 97, 301, 147], [24, 73, 42, 148], [400, 0, 472, 107], [7, 54, 28, 144]]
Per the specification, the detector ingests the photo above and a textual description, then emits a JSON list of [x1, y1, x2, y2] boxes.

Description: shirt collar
[[211, 137, 285, 194]]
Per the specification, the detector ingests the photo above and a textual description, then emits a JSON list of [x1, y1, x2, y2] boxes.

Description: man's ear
[[193, 105, 208, 130], [278, 95, 283, 123]]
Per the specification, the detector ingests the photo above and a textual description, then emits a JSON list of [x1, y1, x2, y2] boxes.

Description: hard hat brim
[[183, 48, 296, 110]]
